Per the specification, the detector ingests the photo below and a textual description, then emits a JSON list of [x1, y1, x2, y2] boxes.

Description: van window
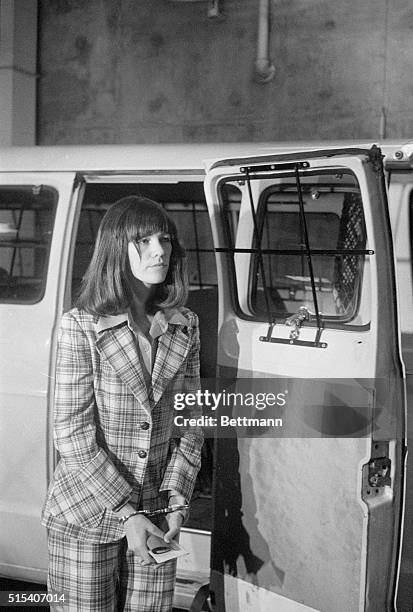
[[0, 185, 57, 303], [221, 170, 370, 325], [71, 183, 217, 300]]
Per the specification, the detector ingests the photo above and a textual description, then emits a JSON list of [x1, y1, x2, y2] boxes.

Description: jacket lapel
[[95, 323, 152, 415], [151, 324, 191, 406]]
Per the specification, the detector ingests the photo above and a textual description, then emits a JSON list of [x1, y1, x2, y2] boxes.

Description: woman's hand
[[123, 513, 165, 566], [164, 493, 188, 543], [164, 510, 185, 543]]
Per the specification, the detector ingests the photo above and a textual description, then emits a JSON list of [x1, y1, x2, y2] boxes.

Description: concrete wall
[[0, 0, 37, 145], [37, 0, 413, 144]]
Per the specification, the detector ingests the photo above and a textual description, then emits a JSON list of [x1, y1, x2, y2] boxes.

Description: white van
[[0, 142, 411, 611]]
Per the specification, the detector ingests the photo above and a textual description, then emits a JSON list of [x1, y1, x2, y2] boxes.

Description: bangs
[[127, 200, 172, 241]]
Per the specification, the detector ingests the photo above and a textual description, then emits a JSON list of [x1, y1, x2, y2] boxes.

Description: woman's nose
[[150, 237, 164, 257]]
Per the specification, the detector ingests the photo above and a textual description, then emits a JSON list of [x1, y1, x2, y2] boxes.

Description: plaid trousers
[[47, 529, 176, 612]]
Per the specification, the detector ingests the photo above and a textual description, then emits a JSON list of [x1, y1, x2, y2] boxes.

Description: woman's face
[[127, 231, 172, 287]]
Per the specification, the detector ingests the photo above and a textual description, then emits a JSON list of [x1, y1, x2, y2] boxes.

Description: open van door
[[203, 146, 406, 611]]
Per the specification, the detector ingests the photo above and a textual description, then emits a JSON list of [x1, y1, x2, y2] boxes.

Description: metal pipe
[[255, 0, 275, 83]]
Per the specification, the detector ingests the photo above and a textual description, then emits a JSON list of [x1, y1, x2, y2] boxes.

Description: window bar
[[12, 208, 23, 278], [245, 168, 273, 326], [8, 208, 24, 281], [299, 206, 306, 278], [191, 202, 203, 288], [264, 201, 274, 293], [215, 248, 373, 256], [294, 164, 323, 340]]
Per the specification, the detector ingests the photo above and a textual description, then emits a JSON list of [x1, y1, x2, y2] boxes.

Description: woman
[[41, 196, 203, 611]]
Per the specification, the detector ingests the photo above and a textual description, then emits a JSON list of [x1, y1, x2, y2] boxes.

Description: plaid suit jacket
[[41, 306, 203, 543]]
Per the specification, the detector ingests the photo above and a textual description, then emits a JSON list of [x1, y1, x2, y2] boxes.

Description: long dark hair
[[76, 196, 188, 315]]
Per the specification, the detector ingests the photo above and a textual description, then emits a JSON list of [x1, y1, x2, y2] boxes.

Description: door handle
[[260, 305, 326, 348], [284, 306, 310, 340]]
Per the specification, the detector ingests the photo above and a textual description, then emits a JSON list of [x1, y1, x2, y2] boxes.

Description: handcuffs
[[118, 503, 190, 525]]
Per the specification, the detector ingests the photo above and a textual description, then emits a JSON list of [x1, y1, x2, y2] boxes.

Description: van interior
[[72, 181, 218, 532]]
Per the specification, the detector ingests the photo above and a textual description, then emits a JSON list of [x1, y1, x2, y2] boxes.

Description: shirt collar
[[96, 308, 188, 339]]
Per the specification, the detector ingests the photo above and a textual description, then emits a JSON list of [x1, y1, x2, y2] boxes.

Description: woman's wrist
[[168, 490, 187, 504], [168, 492, 190, 523], [114, 503, 136, 519]]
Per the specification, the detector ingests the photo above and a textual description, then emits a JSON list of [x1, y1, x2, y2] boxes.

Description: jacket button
[[140, 422, 150, 430], [138, 450, 147, 459]]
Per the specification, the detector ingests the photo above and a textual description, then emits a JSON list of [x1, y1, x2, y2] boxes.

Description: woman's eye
[[138, 238, 150, 245], [161, 235, 171, 242]]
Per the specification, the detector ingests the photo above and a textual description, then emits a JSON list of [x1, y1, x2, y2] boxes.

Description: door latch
[[362, 442, 392, 499], [259, 305, 327, 348], [367, 457, 391, 488], [285, 306, 310, 340]]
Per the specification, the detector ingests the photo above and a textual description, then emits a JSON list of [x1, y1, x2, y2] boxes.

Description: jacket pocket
[[45, 470, 105, 528]]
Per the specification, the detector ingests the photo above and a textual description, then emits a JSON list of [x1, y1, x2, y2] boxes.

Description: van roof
[[0, 141, 411, 173]]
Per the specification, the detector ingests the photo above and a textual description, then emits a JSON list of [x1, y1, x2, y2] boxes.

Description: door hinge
[[74, 173, 85, 189], [368, 144, 385, 174], [240, 161, 310, 174]]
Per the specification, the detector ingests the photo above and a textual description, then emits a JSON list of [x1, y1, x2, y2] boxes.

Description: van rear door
[[204, 146, 406, 611]]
